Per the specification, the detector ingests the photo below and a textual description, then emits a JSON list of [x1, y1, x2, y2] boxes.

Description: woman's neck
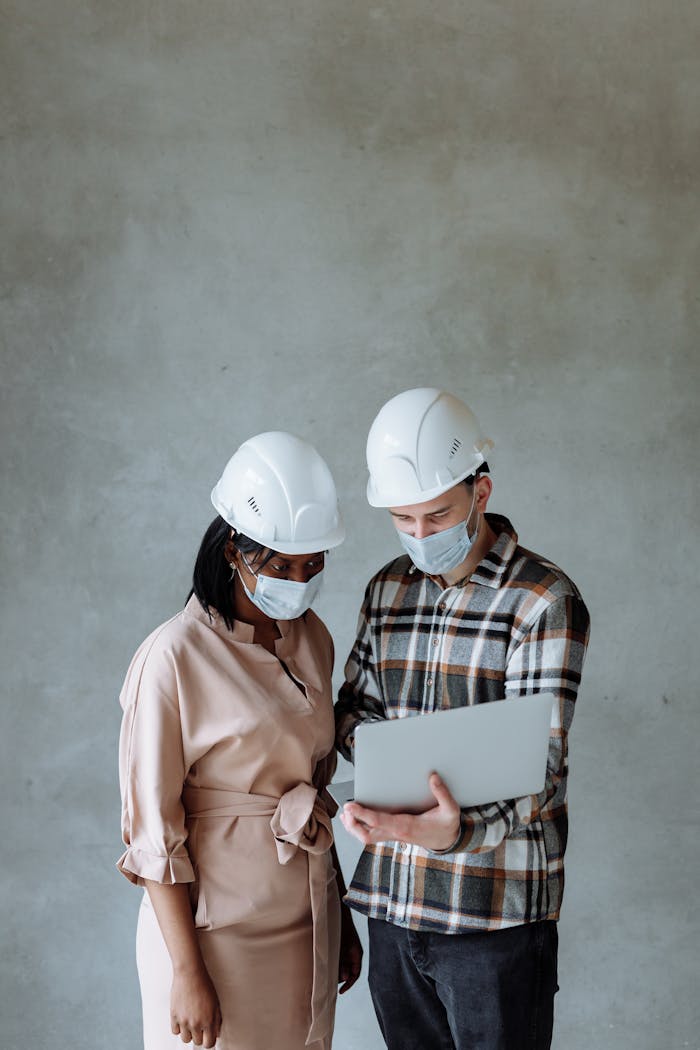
[[231, 576, 281, 652]]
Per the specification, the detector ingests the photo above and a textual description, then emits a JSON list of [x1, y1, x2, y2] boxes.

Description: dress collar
[[183, 593, 299, 645]]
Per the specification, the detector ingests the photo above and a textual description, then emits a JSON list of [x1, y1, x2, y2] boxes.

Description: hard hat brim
[[366, 449, 491, 508], [212, 490, 345, 554]]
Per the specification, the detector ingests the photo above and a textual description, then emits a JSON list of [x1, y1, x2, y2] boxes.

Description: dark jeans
[[367, 918, 559, 1050]]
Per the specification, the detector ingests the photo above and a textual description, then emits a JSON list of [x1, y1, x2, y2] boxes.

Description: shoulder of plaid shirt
[[333, 513, 591, 928]]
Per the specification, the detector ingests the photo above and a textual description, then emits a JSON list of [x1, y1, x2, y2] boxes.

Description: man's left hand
[[339, 772, 462, 852]]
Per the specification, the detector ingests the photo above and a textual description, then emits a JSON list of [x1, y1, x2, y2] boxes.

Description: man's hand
[[339, 772, 462, 852]]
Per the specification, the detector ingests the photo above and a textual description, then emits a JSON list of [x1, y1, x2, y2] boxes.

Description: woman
[[117, 431, 362, 1050]]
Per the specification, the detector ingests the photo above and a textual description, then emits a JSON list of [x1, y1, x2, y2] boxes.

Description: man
[[335, 388, 590, 1050]]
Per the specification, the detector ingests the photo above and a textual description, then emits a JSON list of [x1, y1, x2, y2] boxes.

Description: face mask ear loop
[[466, 483, 479, 543], [240, 552, 259, 581]]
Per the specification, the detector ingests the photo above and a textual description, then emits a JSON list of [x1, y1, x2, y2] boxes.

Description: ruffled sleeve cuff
[[116, 845, 195, 887]]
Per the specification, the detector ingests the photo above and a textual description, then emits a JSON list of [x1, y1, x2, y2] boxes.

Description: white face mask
[[396, 488, 478, 575], [241, 555, 324, 620]]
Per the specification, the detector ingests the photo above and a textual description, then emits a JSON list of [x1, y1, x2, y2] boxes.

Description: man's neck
[[440, 515, 497, 587]]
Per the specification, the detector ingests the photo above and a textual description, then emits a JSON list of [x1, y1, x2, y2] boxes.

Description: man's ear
[[475, 474, 493, 512]]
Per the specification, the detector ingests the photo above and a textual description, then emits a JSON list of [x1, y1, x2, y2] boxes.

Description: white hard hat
[[366, 388, 494, 507], [211, 431, 345, 554]]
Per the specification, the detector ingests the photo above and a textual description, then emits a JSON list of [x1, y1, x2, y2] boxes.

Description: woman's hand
[[170, 965, 222, 1048], [142, 882, 222, 1047], [338, 905, 363, 994], [340, 772, 462, 852]]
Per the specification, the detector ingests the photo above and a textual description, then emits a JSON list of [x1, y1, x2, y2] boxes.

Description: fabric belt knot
[[181, 783, 336, 1046], [270, 781, 333, 863]]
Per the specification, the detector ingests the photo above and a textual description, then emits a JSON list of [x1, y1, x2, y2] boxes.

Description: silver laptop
[[329, 693, 555, 813]]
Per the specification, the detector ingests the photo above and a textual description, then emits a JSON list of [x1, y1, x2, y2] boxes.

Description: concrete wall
[[2, 2, 698, 1047]]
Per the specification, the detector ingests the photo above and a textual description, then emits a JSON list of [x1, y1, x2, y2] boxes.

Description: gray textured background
[[1, 2, 698, 1048]]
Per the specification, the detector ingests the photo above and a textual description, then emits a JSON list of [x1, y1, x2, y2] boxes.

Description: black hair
[[187, 516, 274, 631], [464, 461, 490, 485]]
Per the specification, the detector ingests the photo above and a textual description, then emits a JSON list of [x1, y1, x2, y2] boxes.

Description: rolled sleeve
[[117, 628, 195, 887]]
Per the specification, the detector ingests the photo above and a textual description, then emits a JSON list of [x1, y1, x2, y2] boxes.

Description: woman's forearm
[[144, 880, 222, 1044], [144, 880, 206, 976]]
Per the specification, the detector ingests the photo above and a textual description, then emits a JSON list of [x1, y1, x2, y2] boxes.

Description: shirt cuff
[[428, 816, 468, 855]]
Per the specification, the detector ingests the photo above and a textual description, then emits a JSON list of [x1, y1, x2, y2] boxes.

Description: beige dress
[[117, 595, 341, 1050]]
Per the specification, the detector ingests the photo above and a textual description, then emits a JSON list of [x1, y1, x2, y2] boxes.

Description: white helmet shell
[[211, 432, 344, 554], [366, 388, 494, 507]]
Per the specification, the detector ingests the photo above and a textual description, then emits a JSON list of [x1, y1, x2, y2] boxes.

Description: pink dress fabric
[[117, 595, 341, 1050]]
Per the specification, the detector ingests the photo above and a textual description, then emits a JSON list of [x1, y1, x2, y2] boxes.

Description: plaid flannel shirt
[[335, 515, 590, 933]]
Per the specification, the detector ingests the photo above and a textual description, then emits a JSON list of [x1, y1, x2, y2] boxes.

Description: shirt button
[[427, 678, 433, 686], [439, 602, 446, 610], [398, 841, 409, 853], [432, 638, 439, 646]]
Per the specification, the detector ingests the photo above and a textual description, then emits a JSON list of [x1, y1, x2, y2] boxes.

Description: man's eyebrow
[[389, 503, 453, 518]]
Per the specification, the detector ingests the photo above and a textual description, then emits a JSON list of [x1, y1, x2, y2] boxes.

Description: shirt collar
[[407, 513, 519, 591], [468, 514, 519, 589]]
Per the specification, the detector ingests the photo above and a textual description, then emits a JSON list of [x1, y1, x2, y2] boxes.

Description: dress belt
[[181, 783, 335, 1046]]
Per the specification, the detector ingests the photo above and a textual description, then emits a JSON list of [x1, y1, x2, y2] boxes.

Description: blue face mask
[[241, 557, 324, 620], [397, 491, 478, 575]]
